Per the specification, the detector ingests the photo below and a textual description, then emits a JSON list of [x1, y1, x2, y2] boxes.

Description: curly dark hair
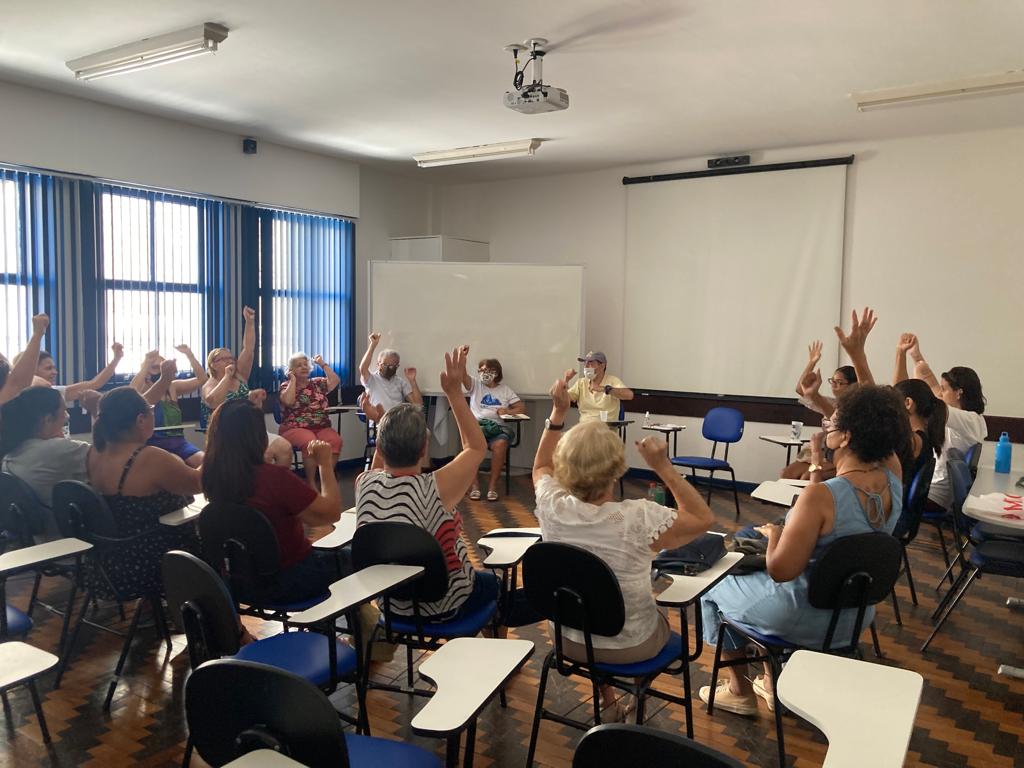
[[832, 384, 911, 464]]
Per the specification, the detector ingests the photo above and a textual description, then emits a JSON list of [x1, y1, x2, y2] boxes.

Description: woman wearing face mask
[[562, 351, 634, 424], [896, 333, 987, 512], [279, 351, 343, 488], [460, 350, 525, 501]]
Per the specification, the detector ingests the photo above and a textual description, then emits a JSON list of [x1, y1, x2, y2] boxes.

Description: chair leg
[[27, 679, 51, 744], [729, 469, 740, 520], [870, 621, 883, 659], [903, 547, 919, 606], [405, 644, 414, 688], [181, 735, 193, 768], [706, 624, 728, 714], [525, 653, 554, 768], [152, 595, 173, 655], [922, 567, 980, 652], [932, 525, 953, 588], [890, 589, 902, 626], [54, 589, 91, 690], [56, 581, 79, 659], [768, 655, 786, 768], [935, 538, 971, 590], [27, 572, 43, 618], [104, 597, 146, 711], [932, 565, 971, 622], [705, 471, 714, 505]]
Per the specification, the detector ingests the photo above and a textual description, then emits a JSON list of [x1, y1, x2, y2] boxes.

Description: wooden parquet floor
[[2, 470, 1023, 767]]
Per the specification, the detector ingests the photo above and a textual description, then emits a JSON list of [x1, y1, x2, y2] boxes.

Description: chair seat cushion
[[593, 631, 684, 676], [970, 541, 1024, 578], [384, 598, 498, 640], [721, 619, 796, 649], [345, 733, 442, 768], [232, 631, 356, 687], [3, 604, 32, 637], [671, 456, 731, 471]]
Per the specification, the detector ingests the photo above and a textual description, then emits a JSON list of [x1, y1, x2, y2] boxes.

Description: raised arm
[[279, 369, 298, 407], [834, 306, 877, 386], [299, 440, 342, 526], [170, 344, 208, 396], [434, 346, 487, 509], [0, 314, 48, 404], [312, 354, 340, 392], [892, 333, 916, 385], [235, 306, 257, 380], [909, 337, 941, 397], [636, 437, 714, 551], [142, 359, 177, 406], [130, 349, 161, 394], [65, 342, 124, 402], [459, 345, 473, 391], [404, 367, 423, 406], [533, 377, 570, 484], [797, 369, 835, 418], [358, 332, 380, 387], [796, 341, 823, 396], [202, 364, 237, 410]]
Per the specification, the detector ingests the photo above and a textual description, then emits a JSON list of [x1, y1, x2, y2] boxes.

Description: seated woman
[[86, 386, 202, 596], [893, 373, 947, 486], [1, 387, 90, 534], [782, 356, 857, 480], [563, 351, 634, 424], [699, 384, 907, 716], [202, 399, 342, 604], [25, 342, 122, 404], [131, 346, 207, 467], [460, 350, 525, 501], [897, 333, 987, 513], [279, 352, 343, 488], [0, 314, 48, 406], [532, 376, 714, 718], [200, 306, 292, 467], [356, 346, 498, 622]]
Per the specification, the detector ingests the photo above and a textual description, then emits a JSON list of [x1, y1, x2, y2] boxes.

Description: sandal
[[602, 695, 636, 723], [752, 675, 775, 712], [469, 489, 481, 500], [486, 490, 499, 502]]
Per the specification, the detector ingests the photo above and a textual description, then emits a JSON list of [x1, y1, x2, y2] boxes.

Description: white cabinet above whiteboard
[[390, 236, 489, 262]]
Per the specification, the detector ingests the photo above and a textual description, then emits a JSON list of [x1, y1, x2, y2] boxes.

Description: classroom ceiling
[[2, 1, 1024, 183]]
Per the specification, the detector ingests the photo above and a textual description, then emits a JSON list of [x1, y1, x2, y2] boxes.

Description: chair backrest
[[964, 442, 982, 480], [162, 550, 241, 666], [573, 724, 744, 768], [271, 396, 283, 425], [51, 480, 119, 540], [946, 454, 973, 525], [618, 402, 625, 421], [522, 542, 625, 637], [198, 502, 282, 601], [351, 522, 449, 602], [186, 659, 349, 768], [702, 407, 744, 444], [0, 471, 46, 545], [900, 457, 936, 542]]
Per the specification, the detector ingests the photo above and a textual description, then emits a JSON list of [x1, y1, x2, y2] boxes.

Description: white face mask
[[583, 367, 597, 380], [479, 372, 495, 384]]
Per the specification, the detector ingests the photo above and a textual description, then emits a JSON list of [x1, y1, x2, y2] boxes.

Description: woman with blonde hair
[[532, 377, 714, 718]]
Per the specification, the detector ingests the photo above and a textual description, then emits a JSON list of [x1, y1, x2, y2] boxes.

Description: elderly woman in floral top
[[279, 351, 343, 487]]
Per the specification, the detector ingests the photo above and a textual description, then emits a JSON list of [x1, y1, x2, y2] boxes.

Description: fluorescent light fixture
[[66, 23, 229, 81], [413, 139, 541, 168], [852, 70, 1024, 111]]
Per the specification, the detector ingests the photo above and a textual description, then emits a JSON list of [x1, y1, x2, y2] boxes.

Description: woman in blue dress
[[700, 384, 908, 715]]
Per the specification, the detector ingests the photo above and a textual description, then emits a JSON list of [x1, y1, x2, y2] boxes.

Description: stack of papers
[[967, 493, 1024, 522]]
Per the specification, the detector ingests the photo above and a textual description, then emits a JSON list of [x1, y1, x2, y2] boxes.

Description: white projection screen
[[623, 163, 848, 398]]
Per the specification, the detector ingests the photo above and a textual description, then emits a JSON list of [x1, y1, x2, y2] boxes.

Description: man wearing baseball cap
[[562, 351, 634, 424]]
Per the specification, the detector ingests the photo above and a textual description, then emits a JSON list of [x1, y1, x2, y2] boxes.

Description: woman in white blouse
[[532, 377, 715, 718]]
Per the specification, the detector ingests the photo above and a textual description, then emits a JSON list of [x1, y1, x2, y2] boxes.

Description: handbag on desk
[[653, 533, 727, 577]]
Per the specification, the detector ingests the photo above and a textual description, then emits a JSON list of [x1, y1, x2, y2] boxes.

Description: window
[[99, 188, 204, 374], [263, 210, 354, 383], [0, 176, 29, 359]]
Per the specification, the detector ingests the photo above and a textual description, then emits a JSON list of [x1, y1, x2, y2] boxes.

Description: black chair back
[[351, 522, 448, 602], [964, 442, 982, 481], [186, 659, 350, 768], [52, 480, 118, 539], [0, 471, 45, 546], [522, 542, 625, 637], [162, 550, 241, 667], [806, 532, 902, 651], [198, 503, 281, 602], [900, 457, 936, 542], [574, 724, 744, 768]]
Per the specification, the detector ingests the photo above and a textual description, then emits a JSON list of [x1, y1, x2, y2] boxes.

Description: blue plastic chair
[[185, 658, 441, 768], [889, 457, 935, 625], [923, 443, 982, 583], [671, 407, 744, 519], [271, 396, 303, 469], [357, 410, 377, 471]]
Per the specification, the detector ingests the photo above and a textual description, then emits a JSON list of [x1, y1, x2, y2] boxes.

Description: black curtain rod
[[622, 154, 855, 185]]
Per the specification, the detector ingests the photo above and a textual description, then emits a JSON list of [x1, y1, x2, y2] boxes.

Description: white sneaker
[[699, 682, 758, 716]]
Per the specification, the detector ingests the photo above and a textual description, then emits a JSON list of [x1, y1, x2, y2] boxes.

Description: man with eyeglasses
[[358, 332, 423, 419]]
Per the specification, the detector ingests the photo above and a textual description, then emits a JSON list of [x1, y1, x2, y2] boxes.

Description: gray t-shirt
[[363, 371, 413, 413], [1, 437, 90, 507]]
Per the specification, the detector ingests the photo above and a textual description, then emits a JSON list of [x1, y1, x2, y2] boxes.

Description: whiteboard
[[623, 164, 847, 398], [369, 261, 584, 396]]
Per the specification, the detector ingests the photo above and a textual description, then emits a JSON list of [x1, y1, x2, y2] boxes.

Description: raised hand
[[111, 342, 124, 360], [242, 306, 256, 323], [225, 363, 237, 380], [247, 388, 267, 407], [458, 344, 470, 357], [368, 332, 381, 345], [808, 340, 823, 365], [80, 389, 101, 415], [636, 435, 669, 467], [908, 336, 923, 362], [404, 366, 418, 383], [312, 354, 326, 367], [143, 348, 161, 362], [160, 358, 178, 378], [798, 369, 823, 398], [31, 314, 49, 336], [174, 343, 191, 355], [549, 377, 571, 413], [563, 368, 577, 384], [439, 348, 465, 395], [896, 333, 917, 355], [306, 439, 333, 465], [834, 307, 877, 354], [358, 392, 385, 422]]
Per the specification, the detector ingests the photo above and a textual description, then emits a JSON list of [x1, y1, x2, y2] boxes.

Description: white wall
[[433, 126, 1024, 480], [0, 79, 359, 217]]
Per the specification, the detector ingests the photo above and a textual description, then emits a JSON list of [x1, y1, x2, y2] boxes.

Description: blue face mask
[[823, 446, 836, 463]]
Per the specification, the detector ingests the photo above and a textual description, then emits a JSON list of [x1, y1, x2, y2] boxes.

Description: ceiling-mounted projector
[[503, 38, 569, 114]]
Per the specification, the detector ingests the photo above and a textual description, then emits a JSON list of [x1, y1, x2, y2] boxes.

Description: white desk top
[[751, 481, 804, 508], [759, 434, 811, 447], [485, 527, 542, 537], [477, 532, 541, 568], [643, 424, 686, 432], [0, 641, 59, 688], [412, 637, 534, 735], [0, 537, 92, 576], [158, 494, 207, 527], [288, 564, 423, 625], [777, 650, 922, 768], [151, 423, 200, 433], [656, 551, 743, 606], [222, 751, 305, 768], [499, 413, 531, 421], [312, 509, 357, 549], [779, 478, 812, 488], [326, 405, 358, 413]]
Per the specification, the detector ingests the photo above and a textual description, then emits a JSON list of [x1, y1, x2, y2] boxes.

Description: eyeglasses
[[827, 377, 849, 386]]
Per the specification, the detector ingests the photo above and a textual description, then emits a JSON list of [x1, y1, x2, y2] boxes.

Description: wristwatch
[[544, 418, 564, 431], [604, 384, 613, 395], [807, 463, 824, 473]]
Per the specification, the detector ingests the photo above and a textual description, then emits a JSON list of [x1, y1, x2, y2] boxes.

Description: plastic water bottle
[[654, 484, 666, 505], [994, 432, 1012, 474], [647, 482, 659, 501], [643, 411, 651, 427]]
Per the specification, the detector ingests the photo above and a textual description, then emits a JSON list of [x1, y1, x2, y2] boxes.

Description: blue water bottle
[[994, 432, 1012, 474]]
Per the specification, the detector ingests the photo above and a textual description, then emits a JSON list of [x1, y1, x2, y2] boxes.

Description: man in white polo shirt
[[358, 332, 423, 416]]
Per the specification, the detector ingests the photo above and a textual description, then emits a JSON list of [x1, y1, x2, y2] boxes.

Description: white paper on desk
[[970, 493, 1024, 519]]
